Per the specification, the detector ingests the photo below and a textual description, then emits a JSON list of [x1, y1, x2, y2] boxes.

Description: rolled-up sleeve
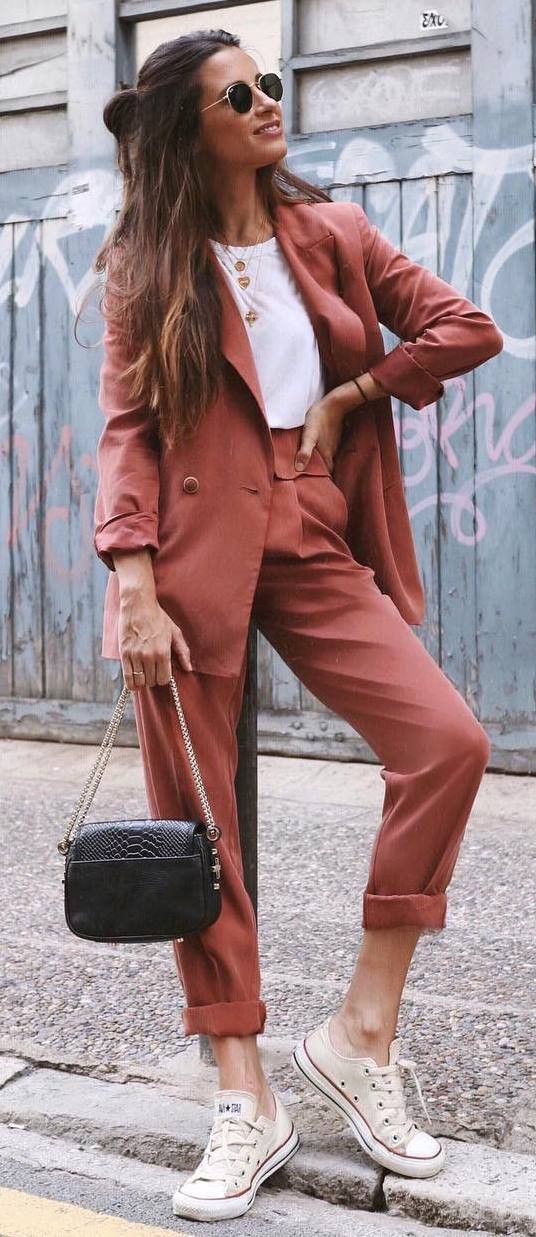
[[93, 270, 160, 573], [352, 204, 504, 410]]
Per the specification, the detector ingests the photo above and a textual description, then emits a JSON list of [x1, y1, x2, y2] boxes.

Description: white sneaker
[[171, 1087, 300, 1221], [292, 1014, 445, 1178]]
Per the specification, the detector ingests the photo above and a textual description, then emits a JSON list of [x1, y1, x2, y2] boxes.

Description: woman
[[90, 27, 503, 1224]]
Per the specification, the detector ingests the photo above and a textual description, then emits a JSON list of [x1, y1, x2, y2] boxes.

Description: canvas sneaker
[[171, 1087, 300, 1221], [292, 1013, 445, 1178]]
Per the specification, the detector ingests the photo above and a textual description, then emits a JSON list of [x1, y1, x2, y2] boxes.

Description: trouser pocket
[[295, 471, 349, 537]]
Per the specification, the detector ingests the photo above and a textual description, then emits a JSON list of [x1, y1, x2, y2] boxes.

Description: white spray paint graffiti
[[395, 379, 536, 545], [0, 127, 534, 561]]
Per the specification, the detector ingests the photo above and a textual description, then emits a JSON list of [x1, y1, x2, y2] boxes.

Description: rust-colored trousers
[[132, 425, 490, 1038]]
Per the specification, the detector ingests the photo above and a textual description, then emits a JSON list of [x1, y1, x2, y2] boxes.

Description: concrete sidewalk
[[1, 737, 535, 1232], [0, 1049, 534, 1234]]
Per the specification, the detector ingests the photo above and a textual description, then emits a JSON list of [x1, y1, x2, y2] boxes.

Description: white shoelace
[[190, 1112, 267, 1186], [367, 1054, 432, 1146]]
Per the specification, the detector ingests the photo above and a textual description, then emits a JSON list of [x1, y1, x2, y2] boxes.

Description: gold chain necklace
[[218, 214, 270, 326]]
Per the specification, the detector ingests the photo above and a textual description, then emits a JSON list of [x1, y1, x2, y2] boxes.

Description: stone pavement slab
[[384, 1139, 536, 1234], [0, 1128, 500, 1237], [0, 1056, 30, 1088], [0, 1060, 379, 1211], [0, 1057, 534, 1234]]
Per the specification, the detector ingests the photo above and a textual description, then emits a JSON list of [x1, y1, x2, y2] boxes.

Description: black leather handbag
[[57, 676, 222, 944]]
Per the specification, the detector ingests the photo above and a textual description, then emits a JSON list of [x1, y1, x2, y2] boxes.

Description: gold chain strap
[[56, 676, 220, 856]]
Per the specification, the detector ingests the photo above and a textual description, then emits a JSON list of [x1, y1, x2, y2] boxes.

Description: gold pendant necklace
[[219, 213, 269, 326], [234, 260, 249, 288]]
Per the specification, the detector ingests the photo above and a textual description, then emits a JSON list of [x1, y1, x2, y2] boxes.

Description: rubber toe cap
[[175, 1178, 228, 1200], [404, 1129, 443, 1158]]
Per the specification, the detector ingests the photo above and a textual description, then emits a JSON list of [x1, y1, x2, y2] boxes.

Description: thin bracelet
[[352, 376, 368, 403]]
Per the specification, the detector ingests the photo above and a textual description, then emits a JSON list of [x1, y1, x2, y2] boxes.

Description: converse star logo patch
[[218, 1100, 242, 1115]]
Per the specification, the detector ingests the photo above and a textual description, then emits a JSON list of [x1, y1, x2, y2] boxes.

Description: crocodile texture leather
[[63, 817, 221, 943], [70, 819, 202, 861]]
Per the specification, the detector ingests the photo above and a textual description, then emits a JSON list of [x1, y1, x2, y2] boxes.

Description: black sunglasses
[[200, 72, 283, 116]]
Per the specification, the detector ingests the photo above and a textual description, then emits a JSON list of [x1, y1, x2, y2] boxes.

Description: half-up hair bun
[[102, 85, 138, 142]]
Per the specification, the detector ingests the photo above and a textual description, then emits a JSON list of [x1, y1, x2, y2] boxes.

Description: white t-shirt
[[209, 234, 326, 427]]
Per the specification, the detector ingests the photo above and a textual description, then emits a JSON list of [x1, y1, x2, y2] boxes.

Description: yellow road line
[[0, 1187, 193, 1237]]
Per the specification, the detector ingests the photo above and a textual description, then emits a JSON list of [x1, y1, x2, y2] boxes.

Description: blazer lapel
[[273, 201, 368, 385], [208, 248, 268, 419], [272, 203, 338, 385]]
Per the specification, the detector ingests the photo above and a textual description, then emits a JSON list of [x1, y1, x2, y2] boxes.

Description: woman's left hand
[[294, 394, 347, 474]]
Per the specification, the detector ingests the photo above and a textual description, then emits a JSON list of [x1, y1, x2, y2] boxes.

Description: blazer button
[[183, 475, 199, 493]]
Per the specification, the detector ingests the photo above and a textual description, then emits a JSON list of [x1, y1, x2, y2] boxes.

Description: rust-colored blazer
[[94, 200, 503, 676]]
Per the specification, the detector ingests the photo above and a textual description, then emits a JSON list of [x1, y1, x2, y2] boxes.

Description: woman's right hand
[[117, 591, 193, 690]]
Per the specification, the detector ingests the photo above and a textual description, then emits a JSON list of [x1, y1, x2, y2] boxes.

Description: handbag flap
[[69, 819, 204, 862]]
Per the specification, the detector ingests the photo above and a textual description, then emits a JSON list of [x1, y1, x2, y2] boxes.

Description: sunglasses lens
[[228, 82, 253, 113], [226, 74, 283, 113], [259, 73, 283, 102]]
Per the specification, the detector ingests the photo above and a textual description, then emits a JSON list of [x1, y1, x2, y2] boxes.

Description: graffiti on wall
[[0, 121, 535, 572], [2, 373, 533, 569], [394, 382, 535, 544]]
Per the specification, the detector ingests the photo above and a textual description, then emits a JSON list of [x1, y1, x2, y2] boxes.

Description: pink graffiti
[[3, 425, 97, 578], [3, 375, 535, 571], [394, 376, 536, 546]]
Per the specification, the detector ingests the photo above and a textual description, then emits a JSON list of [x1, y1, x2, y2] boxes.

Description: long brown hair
[[78, 27, 331, 451]]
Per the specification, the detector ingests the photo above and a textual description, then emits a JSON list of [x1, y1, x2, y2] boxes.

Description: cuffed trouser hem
[[182, 999, 267, 1038], [362, 892, 447, 932]]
